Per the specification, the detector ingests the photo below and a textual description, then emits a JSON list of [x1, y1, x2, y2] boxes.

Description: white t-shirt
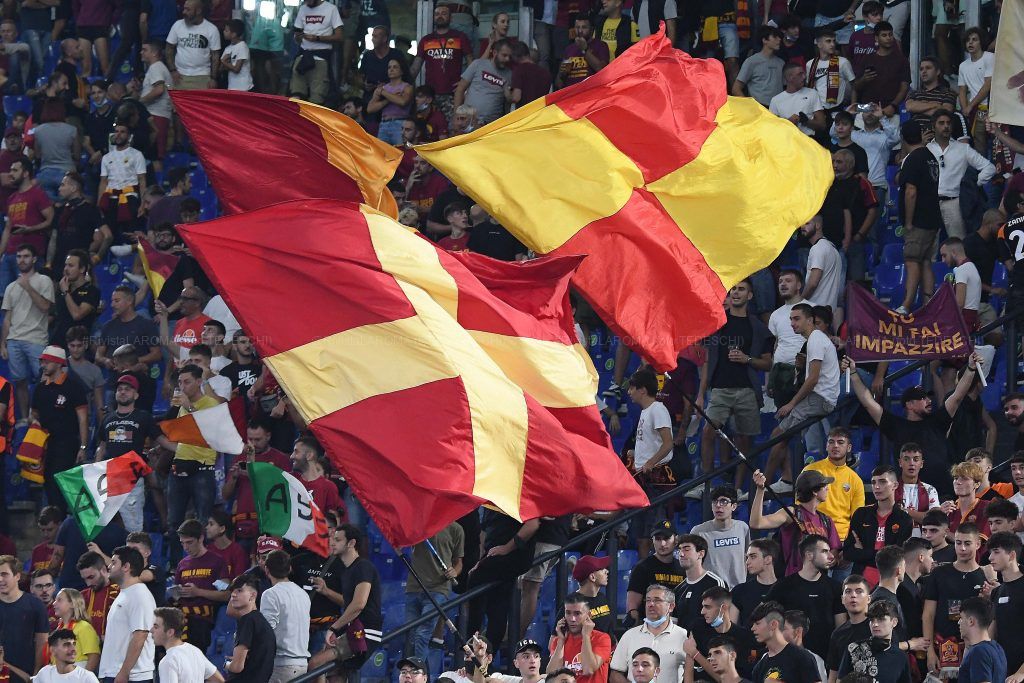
[[805, 55, 856, 105], [957, 51, 994, 104], [806, 328, 840, 405], [900, 481, 940, 536], [633, 401, 673, 469], [202, 374, 232, 400], [609, 621, 689, 683], [769, 300, 811, 365], [166, 18, 221, 76], [261, 580, 312, 665], [953, 261, 982, 311], [294, 1, 343, 54], [142, 60, 173, 119], [98, 583, 156, 680], [769, 87, 824, 136], [806, 238, 842, 311], [1010, 491, 1024, 542], [223, 40, 253, 91], [100, 146, 147, 191], [32, 666, 101, 682], [157, 642, 218, 683]]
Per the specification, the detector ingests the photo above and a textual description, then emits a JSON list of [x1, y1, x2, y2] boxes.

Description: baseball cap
[[900, 386, 929, 405], [116, 374, 140, 391], [795, 470, 835, 497], [3, 127, 18, 137], [650, 520, 675, 538], [515, 639, 543, 656], [397, 657, 429, 674], [572, 555, 611, 582], [39, 345, 67, 365], [256, 535, 283, 554]]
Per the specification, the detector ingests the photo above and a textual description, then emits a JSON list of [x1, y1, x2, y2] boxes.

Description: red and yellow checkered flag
[[418, 28, 833, 370], [178, 199, 648, 546]]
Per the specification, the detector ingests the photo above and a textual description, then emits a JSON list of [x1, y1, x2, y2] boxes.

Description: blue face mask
[[644, 615, 669, 628], [709, 608, 725, 629]]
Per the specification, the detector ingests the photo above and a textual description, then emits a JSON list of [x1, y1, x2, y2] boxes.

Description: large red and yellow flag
[[417, 28, 832, 371], [170, 90, 401, 217], [178, 199, 647, 546]]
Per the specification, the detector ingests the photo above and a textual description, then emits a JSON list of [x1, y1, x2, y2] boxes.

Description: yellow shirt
[[50, 620, 100, 665], [801, 458, 865, 540], [174, 395, 220, 465]]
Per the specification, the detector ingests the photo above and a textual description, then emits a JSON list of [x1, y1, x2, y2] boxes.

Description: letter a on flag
[[248, 462, 329, 556]]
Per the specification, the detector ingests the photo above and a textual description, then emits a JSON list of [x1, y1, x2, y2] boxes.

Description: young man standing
[[692, 486, 751, 589], [751, 470, 841, 576], [572, 556, 613, 634], [224, 574, 275, 681], [825, 575, 872, 679], [685, 587, 759, 682], [805, 30, 856, 114], [204, 510, 249, 579], [100, 546, 156, 683], [896, 121, 942, 314], [920, 509, 956, 564], [899, 537, 934, 673], [837, 600, 911, 683], [704, 637, 750, 683], [172, 519, 228, 654], [260, 549, 311, 683], [673, 535, 728, 631], [957, 597, 1007, 683], [625, 521, 685, 624], [2, 242, 55, 422], [944, 461, 992, 544], [733, 26, 785, 107], [842, 466, 914, 584], [749, 600, 823, 682], [985, 532, 1024, 680], [802, 426, 866, 544], [626, 370, 674, 541], [732, 539, 780, 627], [922, 524, 987, 676], [0, 554, 48, 679], [895, 443, 940, 527], [152, 606, 223, 682]]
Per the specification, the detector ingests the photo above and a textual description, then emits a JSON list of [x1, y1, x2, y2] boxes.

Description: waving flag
[[417, 28, 832, 371], [170, 90, 402, 217], [990, 0, 1024, 125], [248, 462, 329, 556], [178, 199, 648, 546], [135, 236, 179, 298], [55, 452, 152, 540], [160, 401, 245, 454]]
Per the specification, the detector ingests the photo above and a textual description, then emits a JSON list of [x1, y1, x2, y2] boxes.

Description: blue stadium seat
[[873, 264, 905, 305], [993, 262, 1008, 289], [164, 152, 195, 171], [932, 261, 953, 286], [3, 95, 31, 119], [881, 243, 903, 265], [206, 606, 237, 673]]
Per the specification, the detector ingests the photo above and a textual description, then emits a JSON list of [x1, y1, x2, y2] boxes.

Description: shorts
[[705, 387, 761, 435], [173, 74, 211, 91], [718, 22, 739, 59], [6, 339, 44, 381], [78, 26, 109, 42], [342, 1, 362, 39], [902, 226, 939, 261], [151, 115, 169, 159], [521, 542, 562, 582], [978, 301, 997, 330], [777, 392, 834, 432]]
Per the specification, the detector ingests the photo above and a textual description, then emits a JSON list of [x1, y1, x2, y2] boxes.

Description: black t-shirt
[[626, 555, 685, 596], [897, 575, 924, 638], [586, 590, 614, 634], [339, 556, 382, 631], [878, 406, 956, 499], [752, 643, 822, 683], [710, 313, 753, 389], [999, 213, 1024, 292], [932, 544, 956, 565], [838, 639, 912, 683], [899, 147, 942, 231], [231, 610, 275, 682], [673, 572, 728, 630], [732, 578, 775, 627], [221, 361, 260, 396], [293, 553, 344, 621], [993, 575, 1024, 674], [51, 280, 101, 347], [921, 563, 986, 639], [826, 618, 870, 672], [53, 199, 104, 273], [535, 515, 572, 546], [85, 106, 117, 156], [830, 141, 869, 177], [964, 231, 998, 302], [692, 622, 761, 680], [145, 561, 167, 606], [766, 573, 844, 659], [31, 373, 89, 438], [99, 408, 160, 459], [466, 221, 527, 261], [0, 593, 49, 675], [820, 175, 861, 246], [99, 314, 160, 357]]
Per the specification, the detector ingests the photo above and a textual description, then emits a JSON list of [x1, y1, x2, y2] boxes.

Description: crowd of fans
[[0, 0, 1023, 681]]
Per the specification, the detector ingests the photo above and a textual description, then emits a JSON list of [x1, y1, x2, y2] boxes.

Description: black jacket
[[842, 504, 914, 574]]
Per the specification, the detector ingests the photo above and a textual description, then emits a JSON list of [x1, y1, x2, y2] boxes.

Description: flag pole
[[678, 391, 803, 529], [398, 552, 484, 667]]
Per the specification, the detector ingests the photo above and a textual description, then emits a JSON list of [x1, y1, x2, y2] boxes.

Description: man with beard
[[52, 173, 106, 273], [1001, 394, 1024, 454], [99, 546, 155, 683], [2, 243, 54, 421], [625, 521, 685, 624]]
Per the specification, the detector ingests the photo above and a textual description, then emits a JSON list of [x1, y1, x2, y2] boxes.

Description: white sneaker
[[894, 305, 909, 315], [769, 480, 794, 494], [684, 486, 705, 500], [109, 244, 134, 257]]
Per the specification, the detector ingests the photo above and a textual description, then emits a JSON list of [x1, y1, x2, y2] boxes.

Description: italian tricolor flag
[[160, 401, 245, 455], [248, 462, 329, 556], [55, 452, 152, 540]]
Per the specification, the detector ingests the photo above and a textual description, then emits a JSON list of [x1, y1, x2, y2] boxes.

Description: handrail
[[289, 305, 1024, 683]]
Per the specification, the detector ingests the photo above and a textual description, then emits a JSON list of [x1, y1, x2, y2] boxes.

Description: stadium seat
[[873, 264, 905, 305], [881, 243, 903, 265], [3, 95, 31, 120], [932, 261, 953, 286]]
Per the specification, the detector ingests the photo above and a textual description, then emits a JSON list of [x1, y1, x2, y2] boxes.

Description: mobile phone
[[238, 460, 247, 471], [856, 103, 874, 112]]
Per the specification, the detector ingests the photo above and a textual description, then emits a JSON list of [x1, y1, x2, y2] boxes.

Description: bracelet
[[512, 535, 526, 550]]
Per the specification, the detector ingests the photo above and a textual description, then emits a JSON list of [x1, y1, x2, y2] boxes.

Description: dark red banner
[[846, 283, 973, 361]]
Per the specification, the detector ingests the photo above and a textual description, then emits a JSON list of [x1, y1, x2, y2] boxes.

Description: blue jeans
[[20, 29, 50, 83], [6, 339, 43, 381], [0, 253, 18, 296], [36, 166, 67, 202], [404, 590, 448, 660], [376, 118, 406, 146], [166, 464, 216, 560]]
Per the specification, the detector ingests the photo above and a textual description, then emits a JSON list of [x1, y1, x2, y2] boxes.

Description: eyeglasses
[[939, 154, 945, 168], [711, 499, 735, 507], [644, 597, 669, 604]]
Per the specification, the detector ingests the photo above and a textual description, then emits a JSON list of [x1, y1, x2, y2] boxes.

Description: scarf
[[809, 54, 842, 104]]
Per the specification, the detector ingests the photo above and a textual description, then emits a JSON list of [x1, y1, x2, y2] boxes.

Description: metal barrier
[[290, 306, 1024, 683]]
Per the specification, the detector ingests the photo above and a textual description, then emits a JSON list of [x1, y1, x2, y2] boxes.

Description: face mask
[[869, 636, 890, 652], [644, 615, 668, 628], [416, 101, 429, 112], [709, 607, 725, 629]]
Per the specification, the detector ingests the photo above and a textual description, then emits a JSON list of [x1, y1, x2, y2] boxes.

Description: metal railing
[[290, 305, 1024, 682]]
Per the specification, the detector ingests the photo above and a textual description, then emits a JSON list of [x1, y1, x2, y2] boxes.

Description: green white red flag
[[55, 451, 152, 540], [248, 462, 329, 556]]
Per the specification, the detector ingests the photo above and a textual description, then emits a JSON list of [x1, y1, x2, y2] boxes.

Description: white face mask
[[644, 614, 669, 628]]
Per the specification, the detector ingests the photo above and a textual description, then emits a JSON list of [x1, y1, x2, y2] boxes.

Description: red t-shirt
[[396, 146, 417, 183], [206, 540, 250, 579], [417, 107, 448, 142], [30, 542, 54, 573], [82, 583, 120, 638], [173, 313, 213, 356], [948, 498, 991, 562], [175, 550, 227, 621], [407, 172, 450, 219], [5, 183, 51, 255], [232, 447, 293, 539], [300, 474, 346, 520], [0, 534, 14, 556], [862, 511, 890, 587], [548, 630, 613, 683], [559, 40, 610, 86], [419, 30, 472, 94], [438, 233, 471, 252], [512, 61, 552, 105]]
